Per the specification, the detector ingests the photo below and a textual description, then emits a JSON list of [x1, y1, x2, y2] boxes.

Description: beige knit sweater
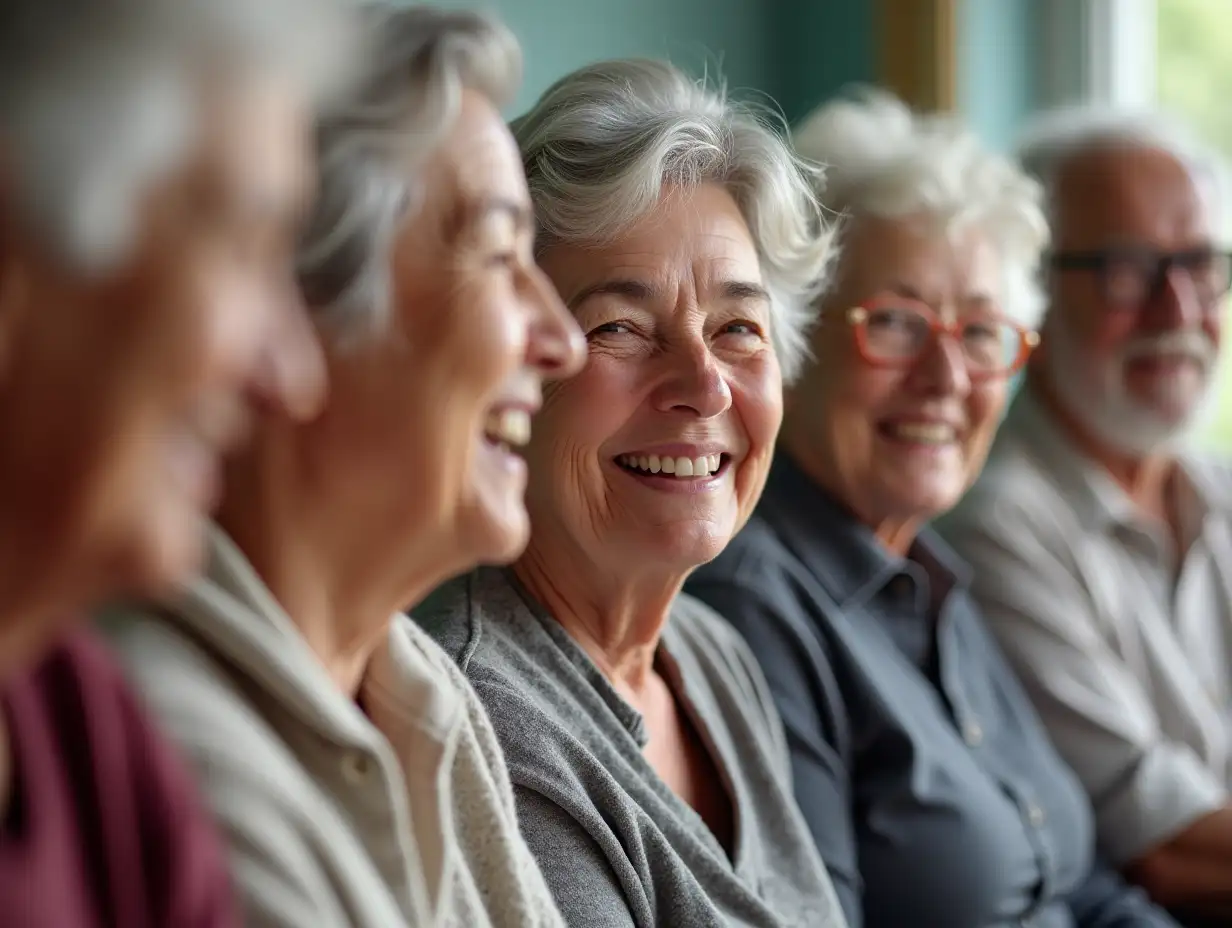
[[100, 526, 562, 928]]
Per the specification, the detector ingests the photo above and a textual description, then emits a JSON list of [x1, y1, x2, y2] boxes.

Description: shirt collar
[[1003, 383, 1226, 537], [176, 524, 462, 747], [759, 452, 971, 611]]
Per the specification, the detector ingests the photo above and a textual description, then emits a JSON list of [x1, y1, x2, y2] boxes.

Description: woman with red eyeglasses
[[686, 89, 1179, 928]]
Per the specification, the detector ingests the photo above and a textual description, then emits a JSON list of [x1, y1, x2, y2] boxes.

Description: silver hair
[[512, 58, 835, 383], [793, 87, 1049, 329], [0, 0, 359, 273], [1016, 105, 1231, 240], [295, 4, 521, 341]]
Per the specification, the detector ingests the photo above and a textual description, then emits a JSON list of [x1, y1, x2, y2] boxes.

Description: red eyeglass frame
[[845, 296, 1039, 380]]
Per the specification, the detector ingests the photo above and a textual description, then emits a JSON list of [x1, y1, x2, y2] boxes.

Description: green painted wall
[[770, 1, 876, 124], [429, 0, 874, 123], [427, 0, 1036, 153], [958, 0, 1043, 150]]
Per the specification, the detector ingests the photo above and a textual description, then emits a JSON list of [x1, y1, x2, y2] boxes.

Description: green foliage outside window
[[1157, 0, 1232, 449]]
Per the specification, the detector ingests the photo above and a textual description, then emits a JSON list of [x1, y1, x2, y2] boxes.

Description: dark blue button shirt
[[686, 453, 1176, 928]]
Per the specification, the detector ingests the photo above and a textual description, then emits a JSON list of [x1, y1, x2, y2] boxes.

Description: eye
[[721, 320, 762, 336], [867, 307, 921, 331], [587, 321, 632, 338], [487, 251, 518, 269], [963, 320, 1001, 341]]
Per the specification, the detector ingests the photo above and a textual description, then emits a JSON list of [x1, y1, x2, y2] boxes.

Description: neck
[[1026, 363, 1175, 515], [512, 533, 684, 697], [0, 414, 94, 660], [0, 501, 94, 682], [778, 424, 922, 557], [216, 419, 456, 698]]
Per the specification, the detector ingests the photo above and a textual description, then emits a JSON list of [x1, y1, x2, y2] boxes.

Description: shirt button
[[1026, 803, 1046, 827], [341, 751, 373, 785], [963, 719, 984, 747]]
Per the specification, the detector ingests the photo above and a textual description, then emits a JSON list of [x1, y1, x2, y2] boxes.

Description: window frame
[[1037, 0, 1157, 108]]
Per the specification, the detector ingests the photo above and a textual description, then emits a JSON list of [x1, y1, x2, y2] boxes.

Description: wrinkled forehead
[[1051, 143, 1217, 250]]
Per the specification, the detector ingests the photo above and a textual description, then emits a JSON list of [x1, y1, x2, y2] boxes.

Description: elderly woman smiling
[[686, 91, 1179, 928], [102, 7, 583, 928], [420, 60, 845, 927]]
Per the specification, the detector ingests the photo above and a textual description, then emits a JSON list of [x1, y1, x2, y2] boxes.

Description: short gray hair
[[794, 87, 1049, 329], [296, 4, 521, 341], [512, 58, 835, 383], [1016, 105, 1230, 240], [0, 0, 357, 273]]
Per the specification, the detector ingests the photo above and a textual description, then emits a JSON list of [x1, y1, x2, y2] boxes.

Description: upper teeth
[[890, 422, 956, 443], [618, 453, 722, 477], [485, 408, 531, 447]]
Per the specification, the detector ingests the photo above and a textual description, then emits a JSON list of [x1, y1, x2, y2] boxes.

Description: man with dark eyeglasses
[[941, 108, 1232, 927]]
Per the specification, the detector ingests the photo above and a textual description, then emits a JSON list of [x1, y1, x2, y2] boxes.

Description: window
[[1157, 0, 1232, 449], [1039, 0, 1232, 450], [1036, 0, 1156, 109]]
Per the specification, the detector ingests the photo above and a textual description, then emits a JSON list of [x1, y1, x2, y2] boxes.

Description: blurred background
[[427, 0, 1232, 449]]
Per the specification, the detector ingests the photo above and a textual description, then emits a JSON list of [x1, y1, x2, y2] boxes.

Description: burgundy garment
[[0, 630, 238, 928]]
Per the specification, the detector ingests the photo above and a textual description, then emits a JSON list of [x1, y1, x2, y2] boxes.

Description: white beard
[[1042, 322, 1217, 456]]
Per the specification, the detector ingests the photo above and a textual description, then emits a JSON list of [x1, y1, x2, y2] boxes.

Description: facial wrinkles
[[1051, 148, 1217, 448]]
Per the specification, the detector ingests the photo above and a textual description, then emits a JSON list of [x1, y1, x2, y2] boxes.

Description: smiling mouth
[[877, 422, 959, 445], [484, 408, 532, 451], [615, 452, 730, 479]]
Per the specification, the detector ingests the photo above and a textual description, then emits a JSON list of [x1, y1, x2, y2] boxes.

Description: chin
[[469, 512, 531, 568], [640, 522, 733, 572], [120, 509, 209, 600]]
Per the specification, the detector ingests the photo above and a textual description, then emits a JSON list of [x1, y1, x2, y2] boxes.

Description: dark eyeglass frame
[[845, 296, 1039, 381], [1048, 247, 1232, 310]]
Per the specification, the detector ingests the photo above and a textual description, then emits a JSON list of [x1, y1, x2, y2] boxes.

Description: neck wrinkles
[[777, 428, 923, 557], [513, 532, 685, 696], [215, 426, 449, 699]]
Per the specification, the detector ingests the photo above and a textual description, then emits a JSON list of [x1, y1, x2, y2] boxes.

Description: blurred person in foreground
[[0, 0, 353, 924], [102, 6, 584, 927], [688, 90, 1178, 928], [941, 109, 1232, 924], [419, 59, 847, 927]]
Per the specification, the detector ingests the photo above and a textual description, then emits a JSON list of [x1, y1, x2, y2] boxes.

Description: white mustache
[[1120, 329, 1216, 367]]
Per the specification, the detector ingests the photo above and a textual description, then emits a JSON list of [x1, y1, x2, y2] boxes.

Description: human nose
[[650, 336, 732, 419], [524, 265, 585, 380]]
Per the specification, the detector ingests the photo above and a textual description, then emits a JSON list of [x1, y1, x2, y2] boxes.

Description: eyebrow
[[568, 278, 657, 310], [886, 282, 926, 302], [474, 197, 533, 231], [722, 280, 772, 304], [568, 277, 771, 310]]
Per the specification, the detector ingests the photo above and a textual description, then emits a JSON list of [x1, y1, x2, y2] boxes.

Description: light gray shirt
[[417, 567, 847, 928], [939, 386, 1232, 865]]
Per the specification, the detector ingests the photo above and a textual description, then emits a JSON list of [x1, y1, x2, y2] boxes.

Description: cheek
[[526, 365, 629, 488], [167, 253, 274, 387], [458, 284, 528, 380], [733, 363, 784, 454], [1084, 310, 1137, 357], [1204, 314, 1222, 347], [827, 366, 903, 445]]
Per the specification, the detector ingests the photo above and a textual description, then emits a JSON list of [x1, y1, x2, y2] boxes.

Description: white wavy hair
[[296, 4, 521, 342], [793, 87, 1049, 329], [0, 0, 358, 274], [512, 58, 836, 383], [1017, 105, 1231, 244]]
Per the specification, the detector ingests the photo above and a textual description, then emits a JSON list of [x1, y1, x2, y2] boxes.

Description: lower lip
[[612, 461, 728, 494], [481, 437, 528, 477], [1127, 355, 1200, 378]]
